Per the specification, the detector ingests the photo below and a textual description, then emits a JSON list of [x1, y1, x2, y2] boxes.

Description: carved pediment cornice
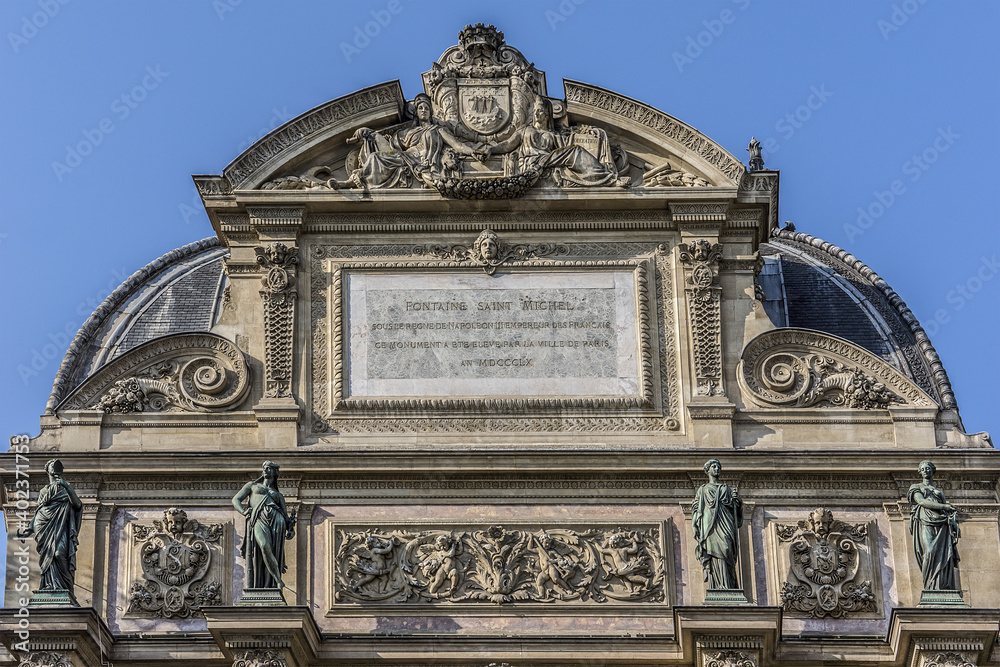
[[222, 81, 405, 190], [563, 79, 746, 186]]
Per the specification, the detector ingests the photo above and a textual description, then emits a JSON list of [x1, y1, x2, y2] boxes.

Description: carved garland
[[256, 243, 299, 399], [310, 239, 681, 433], [59, 333, 250, 414], [333, 523, 665, 606], [678, 240, 724, 397], [740, 329, 934, 409]]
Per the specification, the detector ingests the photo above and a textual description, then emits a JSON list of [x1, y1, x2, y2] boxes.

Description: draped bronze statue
[[17, 459, 82, 604], [908, 460, 961, 591], [692, 459, 743, 590], [232, 461, 296, 592]]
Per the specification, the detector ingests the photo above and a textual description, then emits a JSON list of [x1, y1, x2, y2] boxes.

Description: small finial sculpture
[[17, 459, 82, 605], [747, 137, 764, 172], [908, 460, 962, 601], [233, 461, 296, 602], [692, 459, 746, 601]]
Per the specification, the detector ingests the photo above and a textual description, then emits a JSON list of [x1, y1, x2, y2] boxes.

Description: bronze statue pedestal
[[237, 588, 287, 606], [918, 589, 966, 606], [28, 589, 78, 607], [704, 588, 749, 605]]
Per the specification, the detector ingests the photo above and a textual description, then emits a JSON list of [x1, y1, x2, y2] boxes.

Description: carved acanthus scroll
[[256, 243, 298, 399], [334, 524, 665, 605], [678, 239, 724, 396], [739, 329, 933, 409], [775, 508, 876, 618]]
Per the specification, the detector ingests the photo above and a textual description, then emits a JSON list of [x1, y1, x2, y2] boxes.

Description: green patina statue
[[17, 459, 82, 604], [692, 459, 743, 590], [232, 460, 296, 591], [908, 460, 961, 591]]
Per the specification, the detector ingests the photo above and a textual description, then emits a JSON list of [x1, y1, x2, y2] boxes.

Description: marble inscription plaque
[[346, 271, 639, 398]]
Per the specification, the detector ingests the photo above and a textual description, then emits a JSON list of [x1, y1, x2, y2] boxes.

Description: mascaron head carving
[[163, 508, 188, 538]]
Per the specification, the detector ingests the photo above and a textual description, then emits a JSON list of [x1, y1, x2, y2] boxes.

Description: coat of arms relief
[[263, 24, 710, 197], [773, 508, 878, 618], [126, 508, 227, 618]]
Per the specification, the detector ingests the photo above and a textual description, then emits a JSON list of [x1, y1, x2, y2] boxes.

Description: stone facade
[[2, 24, 998, 667]]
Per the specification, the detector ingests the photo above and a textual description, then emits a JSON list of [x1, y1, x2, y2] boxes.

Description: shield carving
[[458, 80, 510, 135]]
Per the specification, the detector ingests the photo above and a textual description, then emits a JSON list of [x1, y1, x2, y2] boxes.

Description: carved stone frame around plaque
[[326, 520, 673, 616], [765, 509, 883, 621], [307, 236, 682, 435]]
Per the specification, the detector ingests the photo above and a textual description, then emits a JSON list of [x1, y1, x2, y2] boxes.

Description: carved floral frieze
[[705, 650, 757, 667], [920, 651, 978, 667], [333, 523, 666, 605], [775, 508, 877, 618], [126, 509, 226, 618], [232, 650, 287, 667], [740, 329, 933, 409], [16, 652, 72, 667]]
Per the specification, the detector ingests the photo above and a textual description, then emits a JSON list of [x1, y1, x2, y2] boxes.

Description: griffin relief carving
[[127, 509, 225, 618], [334, 524, 665, 605], [775, 508, 877, 618]]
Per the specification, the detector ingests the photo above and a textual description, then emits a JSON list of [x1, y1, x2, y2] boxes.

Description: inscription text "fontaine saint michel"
[[404, 299, 577, 312]]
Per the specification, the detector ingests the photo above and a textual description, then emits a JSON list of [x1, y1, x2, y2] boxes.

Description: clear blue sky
[[1, 1, 997, 446]]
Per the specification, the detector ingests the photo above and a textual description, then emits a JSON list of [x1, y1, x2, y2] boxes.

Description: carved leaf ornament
[[739, 329, 934, 409]]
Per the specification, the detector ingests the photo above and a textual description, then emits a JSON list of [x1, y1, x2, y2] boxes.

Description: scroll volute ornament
[[59, 333, 251, 414], [739, 329, 933, 409]]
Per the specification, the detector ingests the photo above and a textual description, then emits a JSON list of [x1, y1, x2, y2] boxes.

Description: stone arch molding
[[58, 333, 251, 414], [738, 329, 936, 410], [216, 24, 745, 194]]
